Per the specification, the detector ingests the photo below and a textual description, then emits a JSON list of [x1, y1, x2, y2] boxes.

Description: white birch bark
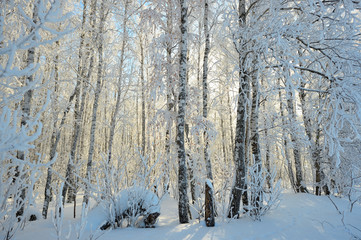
[[164, 0, 174, 195], [107, 0, 129, 164], [83, 0, 106, 204], [177, 0, 190, 224], [285, 82, 308, 193], [228, 0, 249, 218], [250, 65, 262, 217], [227, 88, 235, 157], [140, 34, 146, 156], [262, 90, 271, 189], [62, 0, 96, 207], [202, 0, 215, 227]]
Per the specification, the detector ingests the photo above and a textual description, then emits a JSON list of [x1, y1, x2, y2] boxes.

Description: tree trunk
[[164, 0, 174, 195], [140, 34, 146, 156], [299, 85, 329, 195], [285, 82, 308, 193], [202, 0, 215, 227], [220, 99, 228, 165], [227, 87, 235, 158], [42, 37, 82, 218], [16, 0, 39, 219], [83, 0, 106, 205], [250, 70, 262, 217], [61, 0, 96, 207], [177, 0, 190, 224], [187, 154, 197, 205], [260, 78, 271, 190], [205, 180, 215, 226], [228, 0, 248, 219], [278, 79, 296, 192], [107, 0, 129, 164]]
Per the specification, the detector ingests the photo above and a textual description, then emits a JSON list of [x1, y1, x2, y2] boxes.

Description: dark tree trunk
[[205, 181, 215, 227], [202, 0, 215, 227], [228, 0, 249, 219]]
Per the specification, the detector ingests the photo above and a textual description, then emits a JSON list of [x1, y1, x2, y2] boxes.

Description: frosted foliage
[[191, 116, 218, 142], [246, 164, 281, 221], [0, 108, 41, 153], [222, 0, 361, 168], [99, 187, 160, 228], [323, 83, 361, 168], [2, 0, 361, 238], [0, 0, 72, 106], [114, 187, 160, 215], [0, 1, 71, 239], [0, 107, 45, 239]]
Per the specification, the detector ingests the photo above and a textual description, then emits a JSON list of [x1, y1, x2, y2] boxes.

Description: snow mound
[[90, 187, 160, 230], [113, 187, 160, 216]]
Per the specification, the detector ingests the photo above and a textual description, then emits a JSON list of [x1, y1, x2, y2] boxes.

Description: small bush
[[99, 187, 160, 230]]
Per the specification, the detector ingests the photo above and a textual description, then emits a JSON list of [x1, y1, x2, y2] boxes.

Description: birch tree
[[202, 0, 215, 227], [0, 0, 71, 236], [228, 0, 249, 218], [83, 0, 107, 205], [164, 0, 177, 195], [107, 0, 130, 164], [177, 0, 190, 224], [61, 0, 97, 207]]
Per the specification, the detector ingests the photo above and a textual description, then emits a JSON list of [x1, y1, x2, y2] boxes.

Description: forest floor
[[12, 191, 361, 240]]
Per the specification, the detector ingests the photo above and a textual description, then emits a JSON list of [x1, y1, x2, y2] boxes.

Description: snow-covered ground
[[10, 192, 361, 240]]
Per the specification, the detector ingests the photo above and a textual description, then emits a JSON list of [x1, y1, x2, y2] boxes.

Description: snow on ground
[[10, 191, 361, 240]]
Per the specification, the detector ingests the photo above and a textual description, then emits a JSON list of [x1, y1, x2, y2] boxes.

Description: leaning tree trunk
[[42, 31, 84, 217], [202, 0, 215, 227], [62, 0, 96, 207], [72, 40, 95, 218], [83, 0, 106, 205], [228, 0, 248, 219], [177, 0, 190, 224], [42, 86, 77, 218]]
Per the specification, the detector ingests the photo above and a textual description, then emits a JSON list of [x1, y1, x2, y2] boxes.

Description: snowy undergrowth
[[96, 187, 160, 229], [9, 191, 361, 240]]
